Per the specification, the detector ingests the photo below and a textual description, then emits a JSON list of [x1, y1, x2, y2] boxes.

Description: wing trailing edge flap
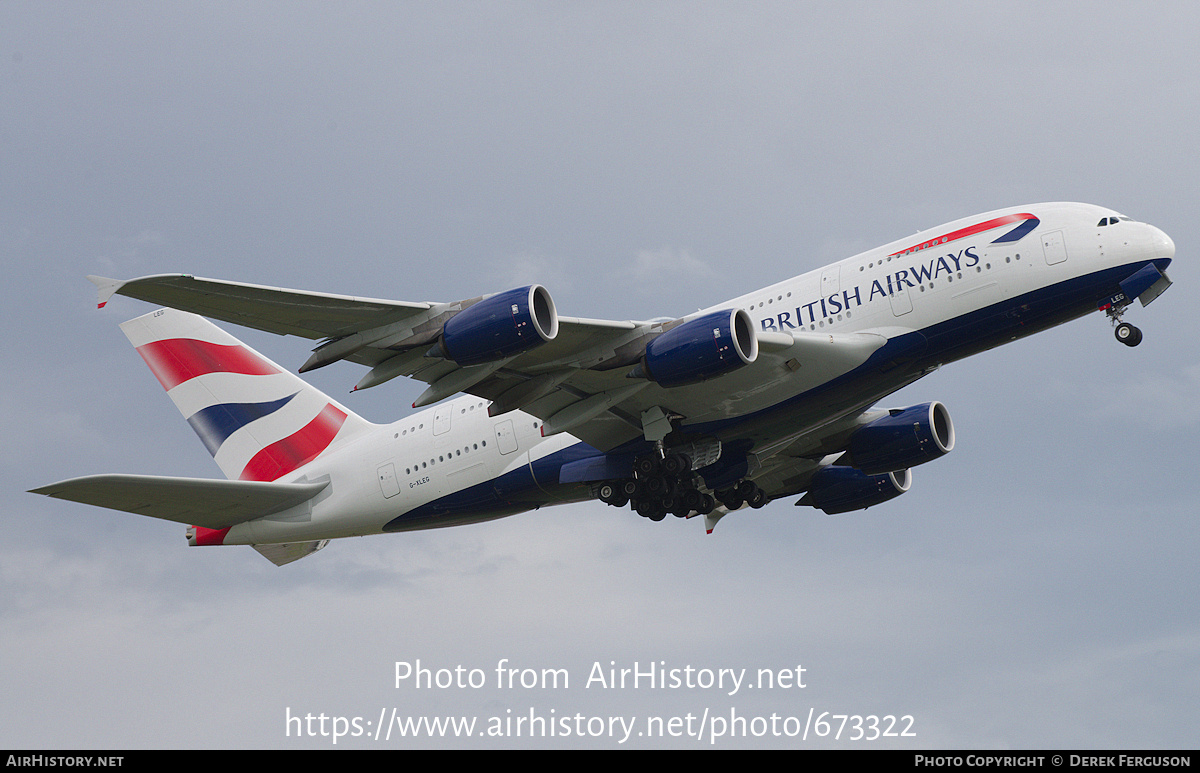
[[29, 474, 330, 531]]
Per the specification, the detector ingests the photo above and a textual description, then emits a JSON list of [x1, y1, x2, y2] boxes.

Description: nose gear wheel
[[1104, 301, 1143, 347], [1114, 321, 1143, 347]]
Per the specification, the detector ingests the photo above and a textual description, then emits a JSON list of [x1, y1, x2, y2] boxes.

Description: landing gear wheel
[[661, 453, 692, 477], [1115, 322, 1143, 347], [634, 456, 660, 478]]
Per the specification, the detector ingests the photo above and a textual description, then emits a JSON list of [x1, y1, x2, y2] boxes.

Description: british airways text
[[760, 247, 981, 331]]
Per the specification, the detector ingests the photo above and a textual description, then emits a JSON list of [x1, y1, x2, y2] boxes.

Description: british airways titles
[[758, 246, 981, 332]]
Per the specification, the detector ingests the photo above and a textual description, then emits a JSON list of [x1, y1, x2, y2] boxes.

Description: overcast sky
[[3, 1, 1198, 749]]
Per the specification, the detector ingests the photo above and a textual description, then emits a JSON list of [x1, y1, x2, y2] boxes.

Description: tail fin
[[120, 308, 374, 481]]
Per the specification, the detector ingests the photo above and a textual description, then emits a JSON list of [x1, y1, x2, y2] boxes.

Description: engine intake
[[800, 466, 911, 515], [433, 285, 558, 366], [633, 309, 757, 387], [846, 401, 954, 474]]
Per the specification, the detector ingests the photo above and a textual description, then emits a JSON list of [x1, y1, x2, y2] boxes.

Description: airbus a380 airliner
[[31, 202, 1175, 565]]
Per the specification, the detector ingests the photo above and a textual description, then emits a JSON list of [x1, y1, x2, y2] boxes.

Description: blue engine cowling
[[801, 466, 911, 515], [435, 285, 558, 366], [635, 309, 758, 387], [845, 402, 954, 475]]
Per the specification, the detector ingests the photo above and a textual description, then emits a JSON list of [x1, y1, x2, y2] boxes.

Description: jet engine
[[430, 285, 558, 366], [845, 401, 954, 474], [631, 309, 757, 387], [799, 466, 911, 515]]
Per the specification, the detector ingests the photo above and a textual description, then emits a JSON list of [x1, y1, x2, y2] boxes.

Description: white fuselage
[[218, 202, 1175, 545]]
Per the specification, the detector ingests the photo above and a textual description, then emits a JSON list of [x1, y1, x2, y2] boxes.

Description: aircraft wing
[[93, 274, 899, 452], [455, 327, 895, 451], [88, 274, 432, 342], [29, 474, 330, 530]]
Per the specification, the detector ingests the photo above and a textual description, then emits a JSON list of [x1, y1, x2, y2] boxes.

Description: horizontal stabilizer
[[29, 474, 329, 530]]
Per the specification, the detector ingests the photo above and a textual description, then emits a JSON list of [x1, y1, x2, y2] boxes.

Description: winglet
[[86, 275, 125, 309]]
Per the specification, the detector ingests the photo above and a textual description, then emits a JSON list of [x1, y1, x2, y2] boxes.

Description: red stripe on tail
[[238, 404, 349, 482], [135, 338, 279, 391]]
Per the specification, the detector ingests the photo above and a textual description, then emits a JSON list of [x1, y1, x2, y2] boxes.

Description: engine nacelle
[[845, 401, 954, 475], [802, 466, 911, 515], [434, 285, 558, 366], [634, 309, 757, 388]]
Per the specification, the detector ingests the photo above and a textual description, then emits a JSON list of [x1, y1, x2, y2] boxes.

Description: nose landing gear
[[1103, 300, 1143, 347], [1114, 321, 1143, 347]]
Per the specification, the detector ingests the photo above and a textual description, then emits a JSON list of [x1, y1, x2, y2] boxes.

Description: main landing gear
[[594, 453, 769, 522]]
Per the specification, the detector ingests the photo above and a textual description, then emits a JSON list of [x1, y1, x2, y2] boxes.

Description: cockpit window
[[1098, 216, 1133, 227]]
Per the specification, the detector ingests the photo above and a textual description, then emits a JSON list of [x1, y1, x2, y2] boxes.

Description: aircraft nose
[[1149, 224, 1175, 262]]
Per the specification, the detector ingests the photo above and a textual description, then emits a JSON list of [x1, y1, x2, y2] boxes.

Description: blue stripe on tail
[[186, 393, 299, 457]]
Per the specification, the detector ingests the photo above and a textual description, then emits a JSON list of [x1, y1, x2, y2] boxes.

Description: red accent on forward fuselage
[[888, 213, 1036, 257]]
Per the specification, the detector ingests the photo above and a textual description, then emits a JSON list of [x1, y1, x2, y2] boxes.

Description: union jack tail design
[[120, 308, 374, 482]]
